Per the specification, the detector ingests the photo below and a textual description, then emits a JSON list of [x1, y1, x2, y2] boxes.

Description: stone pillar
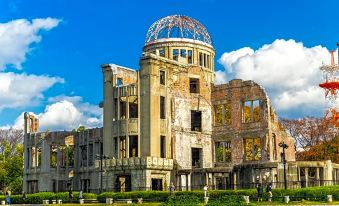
[[187, 173, 191, 191], [316, 167, 320, 186], [305, 168, 309, 187], [102, 64, 114, 158], [233, 172, 237, 190]]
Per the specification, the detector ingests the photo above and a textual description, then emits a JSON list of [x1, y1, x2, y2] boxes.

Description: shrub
[[161, 195, 201, 206], [207, 195, 248, 206], [97, 191, 169, 203]]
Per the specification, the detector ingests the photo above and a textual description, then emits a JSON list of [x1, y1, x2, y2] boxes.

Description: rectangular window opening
[[117, 78, 123, 86], [160, 70, 165, 85], [120, 100, 126, 119], [160, 136, 166, 158], [191, 110, 202, 132], [173, 49, 179, 61], [129, 136, 138, 157], [224, 102, 231, 125], [159, 49, 165, 57], [216, 141, 232, 163], [199, 52, 203, 66], [242, 100, 261, 123], [189, 78, 200, 93], [119, 137, 126, 158], [160, 96, 166, 119], [180, 49, 187, 58], [214, 105, 223, 126], [129, 99, 138, 118], [244, 137, 261, 161], [192, 148, 202, 167], [188, 50, 193, 64]]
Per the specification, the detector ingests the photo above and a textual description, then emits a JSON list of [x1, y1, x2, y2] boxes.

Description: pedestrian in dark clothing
[[266, 182, 273, 202], [68, 188, 73, 203], [256, 183, 263, 202]]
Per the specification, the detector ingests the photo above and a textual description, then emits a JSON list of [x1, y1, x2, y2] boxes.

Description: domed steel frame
[[145, 15, 212, 46]]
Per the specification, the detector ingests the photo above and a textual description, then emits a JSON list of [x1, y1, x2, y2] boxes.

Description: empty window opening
[[244, 137, 261, 161], [50, 145, 57, 168], [192, 148, 202, 167], [214, 105, 223, 126], [152, 179, 163, 191], [253, 100, 260, 122], [191, 110, 202, 132], [88, 144, 93, 166], [67, 145, 74, 167], [119, 137, 126, 158], [180, 49, 187, 58], [116, 175, 131, 192], [129, 136, 138, 157], [114, 137, 118, 157], [224, 102, 231, 125], [203, 53, 207, 67], [129, 99, 138, 118], [242, 100, 261, 123], [120, 100, 126, 119], [160, 136, 166, 158], [216, 141, 232, 163], [173, 49, 179, 61], [189, 78, 200, 93], [199, 52, 203, 66], [117, 78, 123, 86], [160, 96, 166, 119], [159, 49, 165, 57], [207, 55, 210, 68], [160, 70, 165, 85], [188, 50, 193, 64]]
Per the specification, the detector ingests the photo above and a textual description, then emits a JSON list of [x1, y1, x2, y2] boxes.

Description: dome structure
[[145, 15, 212, 46]]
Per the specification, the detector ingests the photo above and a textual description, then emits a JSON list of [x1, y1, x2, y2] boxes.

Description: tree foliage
[[280, 117, 338, 163], [0, 129, 24, 194]]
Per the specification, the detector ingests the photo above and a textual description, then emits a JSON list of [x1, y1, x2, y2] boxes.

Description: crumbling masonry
[[23, 15, 339, 193]]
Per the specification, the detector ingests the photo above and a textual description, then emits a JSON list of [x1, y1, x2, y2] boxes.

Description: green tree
[[0, 129, 24, 194]]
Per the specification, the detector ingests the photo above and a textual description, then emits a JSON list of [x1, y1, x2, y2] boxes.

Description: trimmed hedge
[[97, 185, 338, 204], [0, 192, 97, 204], [0, 185, 336, 204], [97, 191, 169, 202]]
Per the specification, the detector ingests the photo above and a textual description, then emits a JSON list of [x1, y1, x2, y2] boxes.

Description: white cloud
[[217, 39, 333, 118], [7, 96, 103, 131], [0, 72, 64, 111], [0, 17, 60, 70]]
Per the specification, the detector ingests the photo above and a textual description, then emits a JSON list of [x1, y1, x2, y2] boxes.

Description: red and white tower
[[319, 45, 339, 127]]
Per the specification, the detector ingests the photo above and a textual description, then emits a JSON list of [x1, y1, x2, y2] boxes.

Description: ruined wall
[[212, 79, 296, 166]]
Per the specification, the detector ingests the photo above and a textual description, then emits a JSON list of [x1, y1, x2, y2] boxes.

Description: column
[[305, 168, 309, 187], [316, 168, 320, 186]]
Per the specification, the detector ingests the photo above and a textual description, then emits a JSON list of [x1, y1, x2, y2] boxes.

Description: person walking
[[266, 182, 273, 202], [6, 190, 11, 205], [68, 188, 73, 203], [256, 183, 263, 202]]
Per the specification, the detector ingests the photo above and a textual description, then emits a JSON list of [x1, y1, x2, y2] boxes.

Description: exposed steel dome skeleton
[[145, 15, 212, 46]]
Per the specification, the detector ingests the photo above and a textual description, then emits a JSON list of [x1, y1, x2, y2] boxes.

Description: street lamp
[[95, 153, 108, 193], [278, 141, 288, 190]]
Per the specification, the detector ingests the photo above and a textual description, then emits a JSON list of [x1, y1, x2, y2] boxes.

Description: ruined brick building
[[23, 15, 339, 193]]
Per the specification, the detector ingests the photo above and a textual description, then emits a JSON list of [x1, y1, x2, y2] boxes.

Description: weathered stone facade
[[23, 15, 339, 193]]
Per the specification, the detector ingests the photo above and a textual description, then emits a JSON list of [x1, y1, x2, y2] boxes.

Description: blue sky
[[0, 0, 338, 130]]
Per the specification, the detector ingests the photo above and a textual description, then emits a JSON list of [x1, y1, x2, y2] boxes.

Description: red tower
[[319, 47, 339, 127]]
